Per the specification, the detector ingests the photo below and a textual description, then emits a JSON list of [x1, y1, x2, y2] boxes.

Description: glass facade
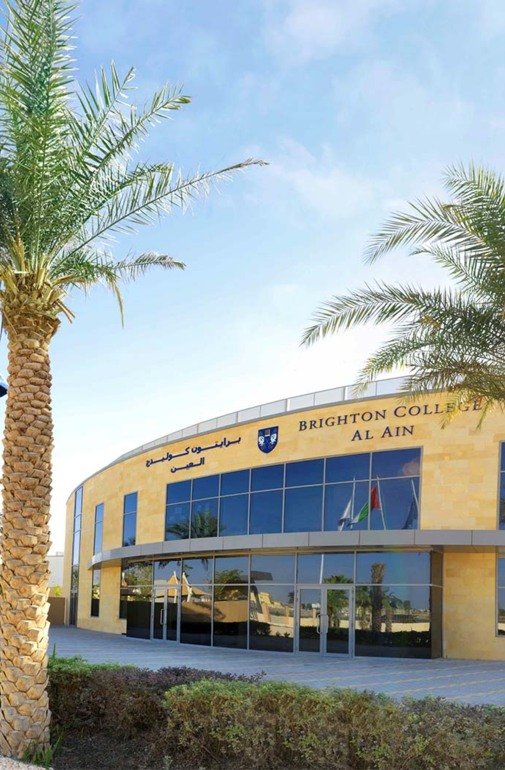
[[93, 503, 104, 556], [120, 550, 441, 658], [498, 557, 505, 636], [500, 445, 505, 529], [69, 486, 83, 625], [164, 448, 421, 540], [122, 492, 138, 547], [91, 568, 100, 617]]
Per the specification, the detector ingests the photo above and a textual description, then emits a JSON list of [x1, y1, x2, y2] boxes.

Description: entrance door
[[151, 586, 180, 641], [297, 585, 352, 655]]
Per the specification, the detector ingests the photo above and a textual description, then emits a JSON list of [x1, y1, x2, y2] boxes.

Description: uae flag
[[351, 486, 380, 525]]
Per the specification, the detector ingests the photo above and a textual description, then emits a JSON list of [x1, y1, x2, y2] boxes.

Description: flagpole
[[411, 478, 419, 526], [377, 476, 386, 530], [350, 477, 356, 530]]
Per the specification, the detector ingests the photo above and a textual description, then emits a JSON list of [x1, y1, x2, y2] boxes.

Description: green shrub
[[162, 680, 505, 770]]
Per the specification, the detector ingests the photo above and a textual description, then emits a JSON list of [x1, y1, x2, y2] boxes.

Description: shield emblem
[[258, 426, 278, 454]]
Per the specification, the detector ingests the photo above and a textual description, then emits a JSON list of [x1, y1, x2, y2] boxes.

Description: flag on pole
[[351, 486, 380, 526], [402, 480, 418, 529], [338, 498, 353, 531]]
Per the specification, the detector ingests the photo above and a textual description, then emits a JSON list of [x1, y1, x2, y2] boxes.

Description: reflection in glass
[[251, 554, 295, 583], [122, 512, 136, 547], [326, 453, 369, 483], [369, 477, 419, 531], [356, 552, 430, 584], [221, 469, 249, 496], [154, 559, 180, 585], [324, 482, 369, 532], [91, 569, 100, 617], [297, 554, 322, 583], [191, 498, 218, 538], [284, 486, 323, 532], [298, 588, 321, 652], [372, 448, 421, 479], [214, 556, 249, 584], [122, 561, 153, 587], [166, 480, 191, 504], [285, 459, 324, 487], [251, 464, 284, 491], [165, 502, 190, 541], [500, 473, 505, 530], [182, 557, 212, 584], [180, 584, 212, 645], [326, 588, 350, 654], [93, 503, 104, 556], [249, 490, 282, 534], [323, 553, 354, 583], [219, 494, 248, 536], [193, 475, 220, 500], [355, 584, 431, 658], [249, 584, 294, 651], [213, 585, 248, 648], [498, 587, 505, 636], [124, 590, 152, 639]]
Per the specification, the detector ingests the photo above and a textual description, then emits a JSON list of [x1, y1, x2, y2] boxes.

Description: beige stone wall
[[62, 391, 505, 657]]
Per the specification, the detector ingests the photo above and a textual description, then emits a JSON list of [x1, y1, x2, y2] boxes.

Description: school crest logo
[[258, 426, 278, 454]]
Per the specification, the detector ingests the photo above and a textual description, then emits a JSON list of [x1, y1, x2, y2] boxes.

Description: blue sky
[[10, 0, 504, 551]]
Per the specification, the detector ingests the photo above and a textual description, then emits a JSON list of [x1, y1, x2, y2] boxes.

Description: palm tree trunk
[[0, 315, 57, 758]]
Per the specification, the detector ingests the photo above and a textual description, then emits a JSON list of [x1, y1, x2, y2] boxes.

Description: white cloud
[[252, 137, 378, 222], [263, 0, 402, 64]]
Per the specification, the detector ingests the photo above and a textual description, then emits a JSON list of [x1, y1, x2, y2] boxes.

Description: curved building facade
[[63, 378, 505, 660]]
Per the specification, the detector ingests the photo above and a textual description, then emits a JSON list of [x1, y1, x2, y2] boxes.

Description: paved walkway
[[49, 626, 505, 706]]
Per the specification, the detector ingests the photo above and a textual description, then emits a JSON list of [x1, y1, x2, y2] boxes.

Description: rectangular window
[[91, 569, 100, 617], [93, 503, 104, 555], [499, 445, 505, 529], [122, 492, 137, 547], [498, 557, 505, 636], [69, 486, 83, 625]]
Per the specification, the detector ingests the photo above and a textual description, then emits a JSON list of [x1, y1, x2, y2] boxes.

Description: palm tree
[[303, 165, 505, 418], [0, 0, 263, 757]]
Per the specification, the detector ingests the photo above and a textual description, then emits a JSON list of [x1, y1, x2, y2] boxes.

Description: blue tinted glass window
[[369, 477, 419, 531], [93, 521, 103, 556], [250, 554, 295, 583], [249, 490, 282, 534], [372, 448, 421, 479], [356, 551, 430, 584], [221, 470, 249, 496], [284, 486, 323, 532], [322, 553, 354, 583], [501, 443, 505, 472], [297, 553, 322, 583], [182, 557, 212, 584], [122, 514, 136, 547], [191, 498, 218, 538], [498, 557, 505, 586], [193, 475, 219, 500], [286, 459, 324, 487], [214, 556, 249, 583], [165, 502, 190, 541], [154, 559, 180, 583], [500, 455, 505, 530], [219, 495, 248, 536], [124, 492, 138, 515], [324, 481, 369, 532], [251, 464, 284, 491], [74, 486, 83, 516], [166, 480, 191, 504], [326, 453, 369, 483]]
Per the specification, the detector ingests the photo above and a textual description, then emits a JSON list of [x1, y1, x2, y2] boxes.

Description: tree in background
[[0, 0, 262, 757], [303, 165, 505, 420]]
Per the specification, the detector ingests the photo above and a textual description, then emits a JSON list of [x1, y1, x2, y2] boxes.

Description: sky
[[4, 0, 504, 552]]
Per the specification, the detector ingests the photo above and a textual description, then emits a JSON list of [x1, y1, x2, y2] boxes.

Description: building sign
[[298, 399, 483, 443], [145, 436, 242, 472]]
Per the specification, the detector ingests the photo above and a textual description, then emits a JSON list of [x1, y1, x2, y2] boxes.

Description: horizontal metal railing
[[115, 376, 409, 464]]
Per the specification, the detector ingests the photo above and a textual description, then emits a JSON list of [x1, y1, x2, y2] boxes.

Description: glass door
[[325, 587, 351, 655], [297, 585, 353, 655], [152, 586, 180, 641]]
